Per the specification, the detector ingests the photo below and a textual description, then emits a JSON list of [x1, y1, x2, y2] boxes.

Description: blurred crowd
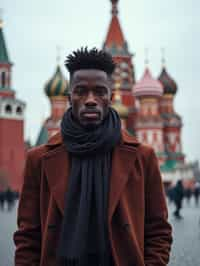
[[1, 181, 200, 216], [0, 188, 19, 212], [166, 180, 200, 219]]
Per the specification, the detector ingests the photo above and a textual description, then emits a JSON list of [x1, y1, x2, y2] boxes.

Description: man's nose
[[85, 91, 97, 106]]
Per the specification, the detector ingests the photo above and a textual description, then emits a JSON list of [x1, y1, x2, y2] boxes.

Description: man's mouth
[[81, 111, 100, 119]]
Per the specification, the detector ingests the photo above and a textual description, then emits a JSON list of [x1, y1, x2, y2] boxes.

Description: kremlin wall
[[0, 0, 199, 192]]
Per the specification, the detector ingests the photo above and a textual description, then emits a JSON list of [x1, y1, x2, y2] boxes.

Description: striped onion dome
[[44, 65, 68, 98], [133, 68, 163, 98], [158, 67, 177, 95]]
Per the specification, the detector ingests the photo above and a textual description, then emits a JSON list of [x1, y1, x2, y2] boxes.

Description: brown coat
[[14, 131, 172, 266]]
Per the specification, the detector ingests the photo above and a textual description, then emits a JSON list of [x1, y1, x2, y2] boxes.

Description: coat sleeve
[[13, 149, 41, 266], [144, 147, 173, 266]]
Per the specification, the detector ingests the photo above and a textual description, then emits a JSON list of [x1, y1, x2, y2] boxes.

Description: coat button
[[48, 224, 57, 232], [122, 223, 130, 231]]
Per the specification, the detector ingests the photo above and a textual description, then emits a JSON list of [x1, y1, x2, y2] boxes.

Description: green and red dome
[[44, 65, 68, 98]]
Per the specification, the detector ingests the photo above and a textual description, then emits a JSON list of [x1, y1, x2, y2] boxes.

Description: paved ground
[[168, 198, 200, 266], [0, 201, 18, 266], [0, 198, 200, 266]]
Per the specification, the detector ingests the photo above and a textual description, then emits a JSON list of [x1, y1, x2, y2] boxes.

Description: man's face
[[69, 69, 112, 128]]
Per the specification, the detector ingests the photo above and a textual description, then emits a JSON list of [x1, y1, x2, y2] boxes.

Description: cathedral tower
[[103, 0, 136, 132], [158, 61, 184, 163], [133, 66, 166, 164]]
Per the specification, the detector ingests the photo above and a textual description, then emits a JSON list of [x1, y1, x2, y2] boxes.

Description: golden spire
[[56, 45, 62, 65], [161, 47, 166, 67], [145, 48, 149, 66], [111, 0, 119, 15]]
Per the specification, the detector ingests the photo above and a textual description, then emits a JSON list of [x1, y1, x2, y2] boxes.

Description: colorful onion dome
[[133, 68, 163, 97], [158, 67, 178, 95], [112, 84, 129, 118], [44, 65, 68, 98]]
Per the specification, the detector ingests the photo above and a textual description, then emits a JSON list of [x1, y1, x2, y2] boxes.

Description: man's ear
[[111, 91, 114, 102], [68, 93, 72, 106]]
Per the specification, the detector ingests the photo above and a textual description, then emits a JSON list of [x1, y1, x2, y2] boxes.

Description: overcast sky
[[1, 0, 200, 163]]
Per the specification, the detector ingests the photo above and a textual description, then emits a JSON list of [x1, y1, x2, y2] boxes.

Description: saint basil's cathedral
[[0, 0, 199, 192]]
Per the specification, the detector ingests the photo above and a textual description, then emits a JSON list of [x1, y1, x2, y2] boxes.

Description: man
[[194, 181, 200, 206], [14, 48, 172, 266], [172, 180, 184, 219]]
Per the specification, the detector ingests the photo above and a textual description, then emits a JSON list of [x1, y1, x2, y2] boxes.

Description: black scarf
[[58, 107, 121, 266]]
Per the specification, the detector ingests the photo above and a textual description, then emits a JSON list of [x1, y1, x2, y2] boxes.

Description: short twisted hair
[[65, 47, 116, 78]]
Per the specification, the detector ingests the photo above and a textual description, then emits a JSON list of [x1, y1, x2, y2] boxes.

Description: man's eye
[[94, 88, 107, 96], [74, 87, 86, 96]]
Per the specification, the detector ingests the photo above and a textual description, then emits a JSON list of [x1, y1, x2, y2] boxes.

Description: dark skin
[[69, 69, 113, 128]]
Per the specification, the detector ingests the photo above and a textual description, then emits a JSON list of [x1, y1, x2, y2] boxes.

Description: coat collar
[[43, 130, 140, 221], [46, 130, 140, 147]]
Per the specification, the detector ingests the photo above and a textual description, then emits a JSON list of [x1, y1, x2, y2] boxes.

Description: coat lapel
[[42, 144, 69, 215], [42, 131, 140, 219], [108, 135, 140, 222]]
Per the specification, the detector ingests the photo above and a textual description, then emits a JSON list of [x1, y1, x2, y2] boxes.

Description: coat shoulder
[[122, 130, 154, 157], [27, 144, 49, 162], [27, 132, 63, 162], [122, 130, 156, 168], [138, 143, 155, 158]]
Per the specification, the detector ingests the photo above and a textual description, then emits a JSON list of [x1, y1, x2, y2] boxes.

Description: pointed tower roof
[[0, 18, 10, 63], [133, 68, 163, 97], [104, 0, 130, 56], [0, 16, 14, 95]]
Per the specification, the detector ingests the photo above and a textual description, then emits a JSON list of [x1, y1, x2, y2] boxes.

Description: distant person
[[5, 188, 16, 211], [166, 185, 175, 204], [0, 190, 5, 210], [194, 182, 200, 206], [173, 180, 184, 219], [14, 48, 172, 266], [184, 187, 192, 205]]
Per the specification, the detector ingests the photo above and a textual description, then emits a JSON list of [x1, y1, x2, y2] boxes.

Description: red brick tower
[[103, 0, 137, 133], [0, 18, 26, 192]]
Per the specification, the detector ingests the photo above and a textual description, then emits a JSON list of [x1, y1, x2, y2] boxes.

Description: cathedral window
[[5, 104, 12, 114], [143, 131, 147, 142], [16, 106, 23, 115], [121, 71, 128, 78], [1, 71, 6, 87], [120, 62, 128, 69], [153, 132, 157, 141]]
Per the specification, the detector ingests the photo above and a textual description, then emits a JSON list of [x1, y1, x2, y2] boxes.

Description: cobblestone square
[[168, 198, 200, 266], [0, 198, 199, 266]]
